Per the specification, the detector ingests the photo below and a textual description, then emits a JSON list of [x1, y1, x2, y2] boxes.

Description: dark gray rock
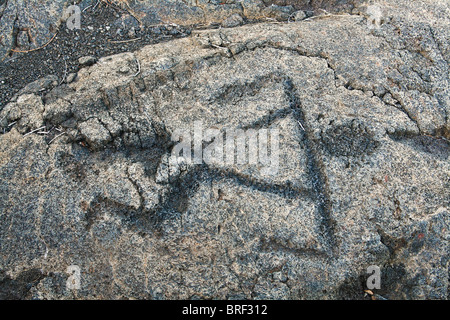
[[78, 55, 97, 67], [222, 13, 244, 28]]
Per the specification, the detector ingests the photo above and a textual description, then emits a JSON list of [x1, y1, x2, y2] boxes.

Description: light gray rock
[[78, 55, 97, 67], [14, 75, 59, 99], [0, 0, 448, 300], [222, 13, 244, 28], [0, 0, 366, 60]]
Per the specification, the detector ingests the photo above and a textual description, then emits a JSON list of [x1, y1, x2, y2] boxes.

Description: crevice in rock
[[429, 25, 447, 63]]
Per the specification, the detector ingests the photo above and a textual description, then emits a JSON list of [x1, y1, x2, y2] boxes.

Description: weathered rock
[[65, 72, 77, 84], [222, 13, 244, 28], [13, 75, 59, 98], [0, 0, 366, 60], [0, 0, 67, 59], [0, 0, 448, 300], [292, 10, 307, 22], [78, 55, 97, 67]]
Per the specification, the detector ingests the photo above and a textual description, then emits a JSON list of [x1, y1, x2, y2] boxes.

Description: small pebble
[[293, 11, 307, 21], [222, 14, 244, 28], [78, 55, 97, 67]]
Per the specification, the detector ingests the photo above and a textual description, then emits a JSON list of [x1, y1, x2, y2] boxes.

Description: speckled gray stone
[[0, 0, 448, 300]]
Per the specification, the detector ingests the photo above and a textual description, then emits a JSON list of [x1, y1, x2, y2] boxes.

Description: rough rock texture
[[0, 0, 67, 59], [0, 0, 365, 60], [0, 0, 449, 299]]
